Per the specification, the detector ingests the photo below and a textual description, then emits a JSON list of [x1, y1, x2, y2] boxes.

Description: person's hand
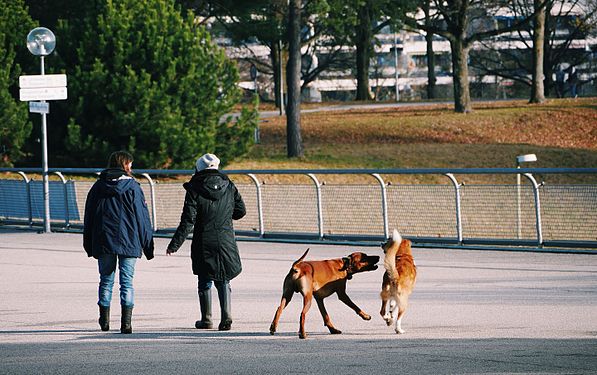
[[166, 248, 175, 256]]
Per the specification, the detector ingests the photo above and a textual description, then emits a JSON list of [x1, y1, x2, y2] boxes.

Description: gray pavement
[[0, 227, 596, 374]]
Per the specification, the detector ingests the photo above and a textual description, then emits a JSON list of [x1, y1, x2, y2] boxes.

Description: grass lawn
[[3, 98, 595, 185], [227, 98, 597, 184]]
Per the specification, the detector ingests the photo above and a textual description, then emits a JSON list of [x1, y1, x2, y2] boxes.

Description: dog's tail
[[383, 229, 402, 280], [292, 248, 309, 268]]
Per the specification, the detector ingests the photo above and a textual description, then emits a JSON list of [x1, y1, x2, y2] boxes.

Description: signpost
[[19, 74, 67, 89], [19, 27, 67, 233], [20, 87, 68, 101], [28, 101, 50, 114]]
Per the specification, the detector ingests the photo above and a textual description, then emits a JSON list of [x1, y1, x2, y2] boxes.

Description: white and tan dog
[[380, 229, 417, 334]]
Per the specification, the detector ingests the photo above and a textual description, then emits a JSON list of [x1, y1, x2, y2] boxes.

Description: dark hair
[[107, 151, 134, 174]]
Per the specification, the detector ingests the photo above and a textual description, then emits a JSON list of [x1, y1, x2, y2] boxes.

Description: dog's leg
[[380, 298, 388, 324], [386, 298, 397, 326], [336, 289, 371, 321], [394, 295, 409, 334], [315, 298, 341, 334], [380, 275, 395, 325], [380, 287, 391, 324], [269, 280, 295, 335], [298, 291, 313, 339]]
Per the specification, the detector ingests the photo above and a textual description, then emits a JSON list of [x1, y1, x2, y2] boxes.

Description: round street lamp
[[26, 27, 56, 57], [26, 27, 56, 233]]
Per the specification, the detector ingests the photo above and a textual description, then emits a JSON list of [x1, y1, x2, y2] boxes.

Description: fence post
[[17, 172, 33, 227], [523, 173, 543, 246], [139, 173, 157, 232], [444, 173, 463, 244], [247, 174, 264, 237], [371, 173, 389, 239], [53, 171, 69, 229], [307, 174, 324, 239]]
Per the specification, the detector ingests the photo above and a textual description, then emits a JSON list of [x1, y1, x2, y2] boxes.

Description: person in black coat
[[167, 153, 246, 331], [567, 67, 579, 98], [84, 151, 154, 334]]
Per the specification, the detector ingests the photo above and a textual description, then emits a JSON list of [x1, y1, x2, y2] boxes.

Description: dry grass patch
[[228, 98, 597, 184]]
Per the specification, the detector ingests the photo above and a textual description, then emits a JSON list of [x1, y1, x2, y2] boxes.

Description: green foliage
[[0, 0, 36, 167], [216, 95, 260, 165], [185, 0, 286, 43], [322, 0, 417, 42], [57, 0, 257, 168]]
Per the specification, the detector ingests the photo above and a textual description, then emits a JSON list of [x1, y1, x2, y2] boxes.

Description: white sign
[[20, 87, 67, 101], [19, 74, 67, 89], [29, 101, 50, 114]]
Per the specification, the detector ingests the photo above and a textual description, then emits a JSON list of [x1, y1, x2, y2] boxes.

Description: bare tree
[[530, 0, 547, 103], [286, 0, 303, 157], [469, 0, 596, 98], [414, 0, 546, 113], [422, 0, 437, 99]]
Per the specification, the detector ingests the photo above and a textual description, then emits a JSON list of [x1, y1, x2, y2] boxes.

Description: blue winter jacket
[[83, 168, 154, 260]]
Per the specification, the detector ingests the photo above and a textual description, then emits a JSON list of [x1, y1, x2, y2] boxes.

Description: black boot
[[195, 289, 213, 329], [120, 306, 133, 334], [217, 282, 232, 331], [99, 305, 110, 331]]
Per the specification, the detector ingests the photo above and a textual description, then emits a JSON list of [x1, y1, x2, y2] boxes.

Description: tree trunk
[[543, 23, 554, 96], [286, 0, 303, 157], [355, 2, 372, 101], [450, 38, 472, 113], [271, 42, 283, 110], [423, 1, 436, 100], [529, 0, 546, 103], [425, 32, 437, 100]]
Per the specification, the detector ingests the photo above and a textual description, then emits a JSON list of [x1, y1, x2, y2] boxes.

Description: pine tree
[[57, 0, 257, 168], [0, 0, 36, 166]]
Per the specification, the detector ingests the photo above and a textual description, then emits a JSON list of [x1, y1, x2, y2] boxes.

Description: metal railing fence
[[1, 167, 596, 251]]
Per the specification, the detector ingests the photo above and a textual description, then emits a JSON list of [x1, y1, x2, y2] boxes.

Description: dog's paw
[[269, 324, 276, 335], [395, 328, 405, 334], [383, 314, 394, 326], [359, 312, 371, 321], [328, 327, 342, 334], [299, 332, 307, 339]]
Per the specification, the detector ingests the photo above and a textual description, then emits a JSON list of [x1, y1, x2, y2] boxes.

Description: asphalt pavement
[[0, 227, 596, 374]]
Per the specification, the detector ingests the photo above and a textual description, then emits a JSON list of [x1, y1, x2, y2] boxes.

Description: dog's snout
[[365, 255, 380, 265], [367, 255, 380, 270]]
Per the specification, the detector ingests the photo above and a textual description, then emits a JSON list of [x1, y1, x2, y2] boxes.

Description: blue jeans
[[198, 276, 228, 294], [97, 254, 137, 308]]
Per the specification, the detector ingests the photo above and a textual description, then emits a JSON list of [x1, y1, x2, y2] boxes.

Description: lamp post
[[516, 154, 537, 239], [26, 27, 56, 233]]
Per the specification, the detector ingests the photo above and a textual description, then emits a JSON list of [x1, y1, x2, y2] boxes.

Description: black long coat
[[167, 169, 246, 281]]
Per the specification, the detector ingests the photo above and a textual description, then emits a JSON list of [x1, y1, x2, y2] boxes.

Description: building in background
[[207, 2, 597, 102]]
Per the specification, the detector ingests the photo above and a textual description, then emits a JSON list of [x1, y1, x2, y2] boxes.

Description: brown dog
[[269, 249, 380, 339], [380, 229, 417, 334]]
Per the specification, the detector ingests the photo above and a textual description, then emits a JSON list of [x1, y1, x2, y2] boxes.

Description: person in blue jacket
[[166, 153, 246, 331], [84, 151, 154, 334]]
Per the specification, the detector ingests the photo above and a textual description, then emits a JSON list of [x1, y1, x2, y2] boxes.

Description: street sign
[[19, 74, 67, 89], [29, 101, 50, 114], [20, 87, 67, 101]]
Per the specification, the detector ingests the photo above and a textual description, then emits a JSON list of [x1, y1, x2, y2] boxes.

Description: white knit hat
[[195, 153, 220, 171]]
